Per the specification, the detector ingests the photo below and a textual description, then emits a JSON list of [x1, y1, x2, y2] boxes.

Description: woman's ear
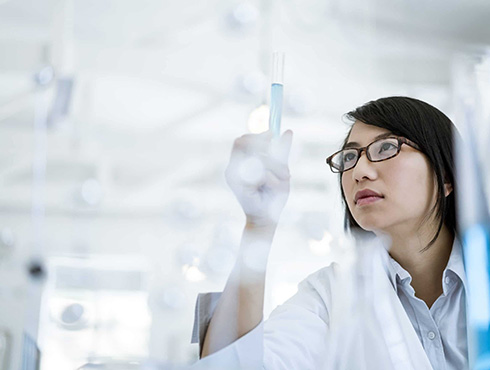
[[444, 182, 453, 197]]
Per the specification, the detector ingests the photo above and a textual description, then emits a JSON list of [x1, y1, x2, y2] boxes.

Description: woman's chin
[[355, 217, 386, 233]]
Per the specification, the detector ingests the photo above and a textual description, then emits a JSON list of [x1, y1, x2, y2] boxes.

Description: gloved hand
[[225, 130, 293, 227]]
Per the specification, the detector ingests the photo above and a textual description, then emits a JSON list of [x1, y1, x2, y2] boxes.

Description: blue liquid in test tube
[[269, 83, 283, 137], [269, 52, 284, 137]]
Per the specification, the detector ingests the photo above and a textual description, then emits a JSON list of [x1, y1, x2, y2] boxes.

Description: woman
[[191, 97, 467, 369]]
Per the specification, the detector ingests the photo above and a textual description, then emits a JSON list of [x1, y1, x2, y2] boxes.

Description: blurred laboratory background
[[1, 0, 490, 369]]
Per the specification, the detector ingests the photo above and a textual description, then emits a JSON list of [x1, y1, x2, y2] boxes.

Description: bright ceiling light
[[247, 104, 270, 133]]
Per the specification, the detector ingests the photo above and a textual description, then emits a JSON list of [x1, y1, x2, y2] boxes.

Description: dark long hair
[[339, 96, 457, 251]]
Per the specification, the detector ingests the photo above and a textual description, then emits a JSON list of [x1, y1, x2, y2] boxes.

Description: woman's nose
[[351, 151, 377, 182]]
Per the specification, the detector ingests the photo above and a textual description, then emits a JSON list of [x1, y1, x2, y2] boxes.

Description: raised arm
[[201, 130, 293, 357]]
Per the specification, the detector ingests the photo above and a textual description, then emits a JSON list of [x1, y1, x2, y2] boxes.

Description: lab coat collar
[[385, 250, 410, 293], [443, 236, 467, 293], [384, 236, 467, 295]]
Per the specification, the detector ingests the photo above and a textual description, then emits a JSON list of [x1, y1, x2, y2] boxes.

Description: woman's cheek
[[393, 171, 430, 215], [341, 178, 355, 210]]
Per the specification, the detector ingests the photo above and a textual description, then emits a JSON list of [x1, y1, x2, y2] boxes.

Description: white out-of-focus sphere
[[80, 178, 103, 206], [239, 71, 266, 96], [159, 287, 187, 310], [182, 265, 206, 282], [0, 228, 15, 259], [227, 2, 259, 30], [205, 247, 235, 275], [237, 156, 265, 185], [247, 105, 270, 134], [286, 88, 317, 116], [1, 228, 14, 247]]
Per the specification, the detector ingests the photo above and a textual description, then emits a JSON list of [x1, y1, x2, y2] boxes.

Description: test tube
[[269, 52, 284, 137]]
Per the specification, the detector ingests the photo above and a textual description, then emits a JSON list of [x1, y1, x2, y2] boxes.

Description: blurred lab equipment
[[453, 54, 490, 370]]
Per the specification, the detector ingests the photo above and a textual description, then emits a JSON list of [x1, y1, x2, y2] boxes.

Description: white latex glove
[[225, 130, 293, 227]]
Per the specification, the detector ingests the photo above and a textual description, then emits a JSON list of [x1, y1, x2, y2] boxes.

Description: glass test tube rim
[[271, 51, 285, 85]]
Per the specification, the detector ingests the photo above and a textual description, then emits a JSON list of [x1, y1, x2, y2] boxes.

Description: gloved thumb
[[271, 130, 293, 164]]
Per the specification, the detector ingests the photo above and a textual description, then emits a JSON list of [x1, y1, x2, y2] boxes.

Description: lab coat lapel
[[373, 244, 434, 370], [326, 242, 432, 369]]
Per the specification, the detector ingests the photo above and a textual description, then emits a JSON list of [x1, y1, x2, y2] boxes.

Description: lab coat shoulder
[[190, 263, 339, 370], [263, 263, 338, 369], [269, 262, 337, 324]]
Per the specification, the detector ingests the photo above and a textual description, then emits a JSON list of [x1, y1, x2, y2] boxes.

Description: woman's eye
[[343, 152, 356, 162], [379, 142, 396, 152]]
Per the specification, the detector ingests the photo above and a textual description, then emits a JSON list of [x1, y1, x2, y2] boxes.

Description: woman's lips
[[356, 196, 383, 206]]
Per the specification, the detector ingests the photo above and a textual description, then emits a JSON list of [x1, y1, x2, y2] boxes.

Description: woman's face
[[341, 121, 438, 236]]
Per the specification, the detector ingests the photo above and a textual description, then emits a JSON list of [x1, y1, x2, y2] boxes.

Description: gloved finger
[[259, 130, 274, 139], [230, 132, 273, 160], [233, 131, 273, 151]]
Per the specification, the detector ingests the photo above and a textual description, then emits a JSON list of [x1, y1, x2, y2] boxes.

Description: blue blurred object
[[463, 225, 490, 369], [455, 104, 490, 369], [21, 333, 40, 370]]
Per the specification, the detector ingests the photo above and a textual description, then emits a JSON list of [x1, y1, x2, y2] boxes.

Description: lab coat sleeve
[[190, 265, 335, 370], [190, 292, 264, 369], [191, 292, 222, 354], [263, 267, 332, 369]]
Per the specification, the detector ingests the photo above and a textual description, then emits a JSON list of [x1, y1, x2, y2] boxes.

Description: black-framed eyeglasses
[[326, 136, 421, 173]]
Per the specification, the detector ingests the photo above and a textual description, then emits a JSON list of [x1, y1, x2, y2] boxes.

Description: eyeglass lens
[[330, 138, 400, 172]]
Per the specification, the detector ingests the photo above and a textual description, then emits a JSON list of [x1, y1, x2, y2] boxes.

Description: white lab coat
[[191, 243, 435, 370]]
